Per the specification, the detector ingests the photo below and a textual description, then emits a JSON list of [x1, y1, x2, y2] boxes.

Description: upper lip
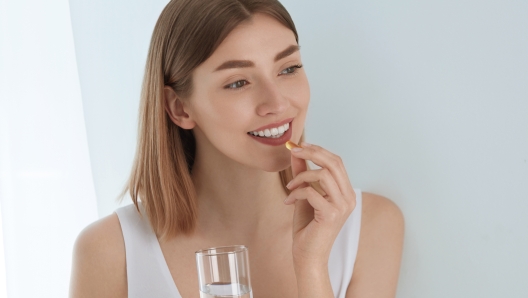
[[249, 117, 294, 132]]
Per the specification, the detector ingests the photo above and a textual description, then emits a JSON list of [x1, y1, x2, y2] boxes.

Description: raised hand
[[284, 141, 357, 268]]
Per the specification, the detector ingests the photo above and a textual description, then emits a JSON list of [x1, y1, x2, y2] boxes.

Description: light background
[[0, 0, 527, 297], [0, 0, 99, 297]]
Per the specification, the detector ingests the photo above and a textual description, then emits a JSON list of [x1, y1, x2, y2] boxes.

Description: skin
[[69, 12, 405, 298]]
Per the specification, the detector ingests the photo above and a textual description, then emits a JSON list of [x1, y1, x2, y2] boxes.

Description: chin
[[258, 154, 292, 173]]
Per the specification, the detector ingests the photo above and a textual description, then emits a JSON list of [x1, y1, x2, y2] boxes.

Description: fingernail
[[283, 197, 289, 204], [301, 142, 312, 147], [292, 147, 303, 152], [286, 181, 293, 189]]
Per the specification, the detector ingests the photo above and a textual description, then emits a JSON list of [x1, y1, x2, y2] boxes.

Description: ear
[[164, 85, 196, 129]]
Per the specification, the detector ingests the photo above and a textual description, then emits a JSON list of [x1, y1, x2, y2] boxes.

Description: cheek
[[200, 105, 254, 148], [291, 77, 310, 138], [284, 76, 310, 107], [300, 74, 310, 104], [197, 90, 246, 129]]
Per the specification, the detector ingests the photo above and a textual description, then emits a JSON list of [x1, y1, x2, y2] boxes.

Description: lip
[[247, 119, 293, 146], [248, 117, 294, 133]]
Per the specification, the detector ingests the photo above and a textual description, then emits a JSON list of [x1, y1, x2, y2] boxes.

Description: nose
[[255, 78, 290, 116]]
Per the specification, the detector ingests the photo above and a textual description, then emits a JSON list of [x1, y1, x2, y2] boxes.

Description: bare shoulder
[[346, 191, 405, 298], [69, 212, 127, 298], [361, 192, 404, 226]]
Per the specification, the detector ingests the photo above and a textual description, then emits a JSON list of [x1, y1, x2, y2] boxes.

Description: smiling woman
[[69, 0, 404, 297]]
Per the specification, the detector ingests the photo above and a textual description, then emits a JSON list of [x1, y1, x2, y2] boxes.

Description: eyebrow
[[213, 44, 300, 72]]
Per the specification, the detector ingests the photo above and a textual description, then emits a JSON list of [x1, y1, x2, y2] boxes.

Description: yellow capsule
[[285, 140, 301, 150]]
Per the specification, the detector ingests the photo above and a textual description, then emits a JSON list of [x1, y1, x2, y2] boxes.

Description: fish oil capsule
[[285, 140, 301, 150]]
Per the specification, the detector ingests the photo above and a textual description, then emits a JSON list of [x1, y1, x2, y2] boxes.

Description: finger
[[291, 152, 306, 178], [290, 149, 309, 188], [287, 168, 343, 204], [284, 186, 332, 212], [292, 143, 354, 196]]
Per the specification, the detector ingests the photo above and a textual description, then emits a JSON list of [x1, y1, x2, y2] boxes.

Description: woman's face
[[183, 13, 310, 172]]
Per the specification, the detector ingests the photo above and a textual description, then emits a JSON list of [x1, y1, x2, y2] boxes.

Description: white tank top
[[115, 188, 362, 298]]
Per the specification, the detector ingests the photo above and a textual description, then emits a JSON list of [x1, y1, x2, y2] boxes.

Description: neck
[[190, 143, 292, 244]]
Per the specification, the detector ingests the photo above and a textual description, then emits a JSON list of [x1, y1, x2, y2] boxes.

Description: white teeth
[[249, 122, 290, 138]]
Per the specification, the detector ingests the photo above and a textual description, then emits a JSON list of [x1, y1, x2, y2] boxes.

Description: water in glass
[[199, 282, 253, 298]]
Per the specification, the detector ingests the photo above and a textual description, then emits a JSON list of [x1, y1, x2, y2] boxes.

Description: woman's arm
[[69, 213, 127, 298], [346, 192, 405, 298]]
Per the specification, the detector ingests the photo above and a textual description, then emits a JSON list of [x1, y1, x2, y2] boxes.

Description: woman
[[69, 0, 405, 297]]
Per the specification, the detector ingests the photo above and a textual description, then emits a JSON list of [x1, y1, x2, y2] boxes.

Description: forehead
[[198, 13, 298, 71]]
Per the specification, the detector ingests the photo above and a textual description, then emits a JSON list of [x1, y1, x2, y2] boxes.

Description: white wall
[[0, 0, 99, 296], [69, 0, 528, 297], [283, 0, 528, 297], [68, 1, 171, 216]]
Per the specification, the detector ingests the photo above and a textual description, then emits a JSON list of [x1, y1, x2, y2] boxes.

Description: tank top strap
[[115, 202, 181, 298], [328, 188, 363, 298]]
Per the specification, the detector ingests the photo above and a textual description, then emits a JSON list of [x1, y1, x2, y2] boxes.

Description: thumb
[[287, 141, 308, 185], [291, 151, 307, 179], [287, 141, 325, 196]]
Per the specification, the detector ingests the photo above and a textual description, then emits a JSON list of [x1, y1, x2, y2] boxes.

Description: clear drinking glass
[[195, 245, 253, 298]]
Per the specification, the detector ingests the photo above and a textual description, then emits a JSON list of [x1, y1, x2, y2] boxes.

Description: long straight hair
[[119, 0, 309, 241]]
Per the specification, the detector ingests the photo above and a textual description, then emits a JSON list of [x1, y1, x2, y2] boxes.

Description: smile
[[247, 119, 293, 146], [247, 122, 290, 138]]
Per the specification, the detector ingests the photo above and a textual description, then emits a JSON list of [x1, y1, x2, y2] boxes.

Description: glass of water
[[195, 245, 253, 298]]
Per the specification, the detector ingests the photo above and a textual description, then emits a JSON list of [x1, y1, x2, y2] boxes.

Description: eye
[[224, 80, 248, 90], [223, 64, 304, 91], [280, 64, 303, 75]]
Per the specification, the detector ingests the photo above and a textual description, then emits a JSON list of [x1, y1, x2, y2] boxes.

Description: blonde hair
[[119, 0, 309, 241]]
